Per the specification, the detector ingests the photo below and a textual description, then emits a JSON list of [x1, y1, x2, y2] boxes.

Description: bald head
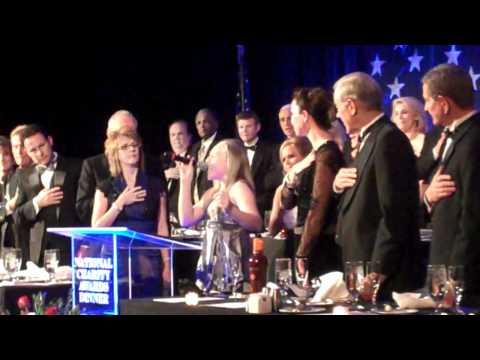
[[107, 110, 138, 136]]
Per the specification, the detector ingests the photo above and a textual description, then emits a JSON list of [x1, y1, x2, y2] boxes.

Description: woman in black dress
[[281, 87, 344, 280]]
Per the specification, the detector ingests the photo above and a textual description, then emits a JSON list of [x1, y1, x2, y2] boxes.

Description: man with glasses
[[13, 124, 82, 266]]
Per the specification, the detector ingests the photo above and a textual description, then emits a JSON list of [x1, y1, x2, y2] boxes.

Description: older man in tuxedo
[[333, 72, 423, 301], [164, 119, 192, 228], [14, 125, 82, 266], [76, 110, 164, 225], [421, 64, 480, 307]]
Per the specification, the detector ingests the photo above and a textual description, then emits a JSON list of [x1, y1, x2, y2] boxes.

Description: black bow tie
[[443, 128, 454, 138], [244, 145, 257, 151]]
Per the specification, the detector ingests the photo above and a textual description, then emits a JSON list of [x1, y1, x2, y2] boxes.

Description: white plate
[[279, 306, 327, 314], [372, 308, 419, 315]]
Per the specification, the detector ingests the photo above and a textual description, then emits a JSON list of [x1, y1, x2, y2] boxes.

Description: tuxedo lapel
[[441, 118, 476, 168], [250, 142, 263, 177], [52, 156, 67, 221], [340, 119, 387, 214]]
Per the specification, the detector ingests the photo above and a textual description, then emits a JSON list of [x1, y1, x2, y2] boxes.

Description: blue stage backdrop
[[246, 44, 480, 139]]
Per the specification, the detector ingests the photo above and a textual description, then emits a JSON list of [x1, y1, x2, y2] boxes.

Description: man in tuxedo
[[0, 137, 17, 250], [13, 124, 82, 266], [76, 110, 164, 225], [190, 108, 222, 204], [333, 72, 423, 300], [278, 104, 295, 139], [421, 64, 480, 307], [164, 120, 192, 228], [236, 111, 282, 220]]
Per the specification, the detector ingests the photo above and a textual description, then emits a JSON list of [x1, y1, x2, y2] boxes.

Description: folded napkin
[[392, 292, 436, 309], [312, 271, 350, 303], [55, 266, 72, 281], [15, 261, 50, 281]]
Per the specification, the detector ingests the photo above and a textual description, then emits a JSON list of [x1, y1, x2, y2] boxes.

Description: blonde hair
[[278, 136, 312, 161], [10, 124, 28, 140], [392, 96, 427, 133], [104, 127, 144, 177], [215, 139, 254, 191]]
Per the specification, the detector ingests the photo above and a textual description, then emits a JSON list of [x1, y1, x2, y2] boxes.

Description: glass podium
[[47, 227, 201, 315]]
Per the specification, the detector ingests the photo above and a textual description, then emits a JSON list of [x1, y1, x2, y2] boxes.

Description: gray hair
[[333, 72, 383, 111]]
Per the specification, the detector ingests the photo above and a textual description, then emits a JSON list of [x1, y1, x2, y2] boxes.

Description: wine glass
[[230, 259, 242, 298], [3, 248, 22, 279], [44, 249, 60, 281], [264, 210, 272, 233], [275, 258, 292, 296], [344, 261, 365, 309], [295, 257, 310, 288], [426, 264, 448, 314], [448, 265, 465, 314], [365, 260, 382, 308]]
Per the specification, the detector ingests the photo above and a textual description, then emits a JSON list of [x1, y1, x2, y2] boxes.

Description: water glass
[[427, 264, 448, 313], [295, 257, 309, 288], [44, 249, 60, 281], [344, 260, 365, 307], [448, 265, 465, 313], [264, 210, 272, 233], [365, 260, 382, 305], [3, 248, 22, 277], [275, 258, 292, 292]]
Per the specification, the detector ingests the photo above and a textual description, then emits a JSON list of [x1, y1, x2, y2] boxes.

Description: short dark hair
[[195, 108, 218, 123], [292, 87, 335, 130], [235, 111, 261, 125], [169, 119, 191, 134], [422, 64, 474, 109], [22, 124, 50, 141]]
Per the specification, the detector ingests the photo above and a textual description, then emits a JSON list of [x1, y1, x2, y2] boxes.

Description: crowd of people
[[1, 63, 479, 306]]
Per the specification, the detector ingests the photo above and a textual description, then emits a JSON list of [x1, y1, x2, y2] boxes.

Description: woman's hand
[[178, 158, 195, 182], [213, 190, 232, 212], [116, 186, 147, 208]]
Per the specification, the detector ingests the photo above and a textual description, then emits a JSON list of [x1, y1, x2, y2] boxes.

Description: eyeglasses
[[119, 143, 141, 151]]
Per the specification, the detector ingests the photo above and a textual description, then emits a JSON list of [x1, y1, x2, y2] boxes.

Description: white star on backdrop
[[469, 66, 480, 91], [408, 49, 424, 72], [387, 77, 405, 99], [370, 54, 386, 76], [394, 45, 407, 50], [444, 45, 461, 65]]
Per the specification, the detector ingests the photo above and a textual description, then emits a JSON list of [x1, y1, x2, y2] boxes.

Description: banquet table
[[119, 296, 469, 315]]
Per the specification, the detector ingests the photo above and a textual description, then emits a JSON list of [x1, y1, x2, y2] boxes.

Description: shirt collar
[[359, 113, 384, 139], [447, 110, 478, 133], [243, 137, 259, 147], [201, 132, 217, 148]]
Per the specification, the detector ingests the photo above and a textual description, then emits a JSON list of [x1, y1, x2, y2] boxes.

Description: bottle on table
[[249, 237, 268, 293]]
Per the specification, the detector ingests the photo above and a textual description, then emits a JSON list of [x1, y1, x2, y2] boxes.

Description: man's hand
[[333, 167, 357, 192], [36, 187, 64, 209], [425, 169, 456, 205]]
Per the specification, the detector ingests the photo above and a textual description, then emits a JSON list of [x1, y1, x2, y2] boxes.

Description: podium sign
[[47, 227, 201, 315]]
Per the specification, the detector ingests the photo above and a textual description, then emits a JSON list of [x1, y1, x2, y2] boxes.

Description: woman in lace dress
[[178, 139, 262, 293]]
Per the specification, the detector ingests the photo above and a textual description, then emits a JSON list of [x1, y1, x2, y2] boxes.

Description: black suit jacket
[[76, 153, 165, 225], [189, 134, 223, 201], [14, 155, 82, 266], [428, 112, 480, 306], [336, 116, 423, 298], [417, 125, 443, 181], [1, 171, 19, 249], [250, 139, 283, 216]]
